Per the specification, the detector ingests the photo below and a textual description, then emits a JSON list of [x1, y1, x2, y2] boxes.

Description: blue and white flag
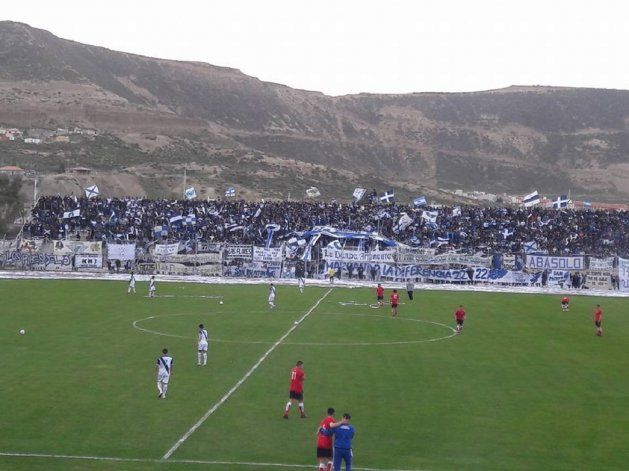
[[380, 190, 395, 203], [393, 213, 413, 234], [551, 195, 570, 209], [413, 196, 427, 207], [225, 187, 236, 197], [183, 214, 197, 226], [502, 228, 514, 239], [153, 225, 168, 237], [184, 187, 197, 200], [169, 215, 184, 225], [523, 190, 540, 208], [326, 240, 343, 250], [421, 210, 438, 224], [583, 201, 591, 209], [62, 209, 80, 219], [353, 188, 366, 202], [85, 185, 99, 199], [265, 223, 281, 248], [452, 206, 461, 217], [523, 241, 539, 253]]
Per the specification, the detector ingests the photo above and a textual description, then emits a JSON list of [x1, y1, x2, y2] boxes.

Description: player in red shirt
[[316, 407, 335, 471], [376, 284, 384, 307], [283, 360, 306, 418], [390, 289, 399, 317], [561, 296, 570, 312], [454, 305, 466, 333], [593, 304, 603, 336]]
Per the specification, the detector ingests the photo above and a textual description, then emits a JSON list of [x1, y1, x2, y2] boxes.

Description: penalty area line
[[0, 451, 427, 470], [161, 288, 335, 461]]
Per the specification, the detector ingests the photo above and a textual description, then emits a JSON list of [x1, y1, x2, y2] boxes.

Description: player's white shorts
[[157, 372, 170, 384], [268, 294, 276, 303], [198, 341, 208, 352], [129, 282, 136, 288]]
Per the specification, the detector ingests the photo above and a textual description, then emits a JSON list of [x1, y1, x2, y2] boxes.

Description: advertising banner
[[618, 257, 629, 292], [585, 270, 612, 290], [0, 251, 72, 271], [588, 257, 615, 270]]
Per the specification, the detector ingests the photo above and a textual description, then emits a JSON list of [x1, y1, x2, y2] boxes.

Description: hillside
[[1, 21, 629, 202]]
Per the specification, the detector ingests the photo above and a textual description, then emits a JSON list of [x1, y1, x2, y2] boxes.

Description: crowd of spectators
[[23, 196, 629, 256]]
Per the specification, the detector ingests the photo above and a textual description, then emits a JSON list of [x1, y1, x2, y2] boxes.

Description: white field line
[[0, 451, 427, 470], [0, 269, 626, 298], [161, 288, 334, 460]]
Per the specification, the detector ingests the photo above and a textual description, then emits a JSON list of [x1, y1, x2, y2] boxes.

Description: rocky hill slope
[[1, 21, 628, 202]]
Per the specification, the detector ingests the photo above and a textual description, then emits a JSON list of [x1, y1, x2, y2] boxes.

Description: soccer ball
[[219, 301, 224, 305], [19, 329, 25, 335]]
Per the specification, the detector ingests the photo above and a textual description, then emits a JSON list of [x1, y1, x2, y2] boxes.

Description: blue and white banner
[[589, 257, 614, 270], [253, 246, 283, 262], [379, 190, 394, 203], [75, 254, 103, 270], [472, 268, 540, 285], [525, 255, 585, 270], [547, 270, 570, 288], [522, 190, 540, 208], [619, 257, 629, 292], [154, 243, 180, 257], [225, 187, 236, 197], [225, 245, 253, 260], [85, 185, 99, 199], [393, 213, 413, 234], [322, 248, 396, 263], [63, 209, 80, 219], [422, 210, 438, 224]]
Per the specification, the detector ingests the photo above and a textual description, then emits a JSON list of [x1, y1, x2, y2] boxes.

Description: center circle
[[133, 312, 457, 346]]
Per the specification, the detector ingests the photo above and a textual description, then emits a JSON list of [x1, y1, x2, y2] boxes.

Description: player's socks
[[318, 464, 325, 470], [326, 461, 333, 471], [298, 403, 305, 417], [197, 353, 202, 365], [162, 384, 168, 397], [203, 353, 207, 365], [157, 382, 163, 398]]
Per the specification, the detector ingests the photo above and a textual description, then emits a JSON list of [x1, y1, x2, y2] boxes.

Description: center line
[[162, 288, 334, 460]]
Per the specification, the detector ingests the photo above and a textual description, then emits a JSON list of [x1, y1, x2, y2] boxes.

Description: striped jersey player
[[156, 348, 173, 399], [197, 324, 208, 366]]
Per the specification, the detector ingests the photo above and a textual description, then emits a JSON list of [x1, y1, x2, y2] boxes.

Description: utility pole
[[182, 167, 187, 199]]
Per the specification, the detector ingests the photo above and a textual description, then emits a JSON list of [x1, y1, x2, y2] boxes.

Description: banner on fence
[[322, 248, 396, 263], [153, 243, 180, 257], [589, 257, 615, 270], [197, 241, 223, 254], [136, 263, 156, 274], [253, 246, 284, 262], [396, 252, 491, 266], [75, 254, 103, 270], [472, 268, 541, 285], [525, 255, 584, 270], [165, 253, 222, 264], [53, 240, 102, 255], [223, 261, 282, 278], [618, 257, 629, 292], [225, 245, 253, 260], [107, 244, 136, 261], [155, 261, 222, 277], [546, 270, 570, 288], [18, 239, 44, 252], [585, 270, 612, 290], [0, 251, 72, 271]]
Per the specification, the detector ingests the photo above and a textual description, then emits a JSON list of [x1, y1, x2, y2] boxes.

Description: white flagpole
[[182, 168, 187, 199]]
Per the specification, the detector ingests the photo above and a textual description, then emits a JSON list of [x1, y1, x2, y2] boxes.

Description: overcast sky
[[3, 0, 628, 96]]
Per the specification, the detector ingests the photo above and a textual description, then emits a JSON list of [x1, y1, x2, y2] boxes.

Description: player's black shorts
[[561, 302, 569, 307], [595, 320, 601, 327], [289, 391, 303, 401], [317, 447, 333, 458], [456, 319, 464, 325], [391, 304, 398, 308], [377, 295, 384, 301]]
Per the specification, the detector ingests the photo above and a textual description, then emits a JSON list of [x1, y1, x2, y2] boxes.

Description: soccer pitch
[[1, 279, 628, 471]]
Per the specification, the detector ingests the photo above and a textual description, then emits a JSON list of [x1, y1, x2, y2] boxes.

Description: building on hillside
[[54, 135, 70, 143], [0, 166, 26, 176], [24, 137, 42, 144], [67, 166, 92, 175]]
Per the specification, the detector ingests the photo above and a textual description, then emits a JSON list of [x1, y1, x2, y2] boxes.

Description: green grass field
[[1, 279, 628, 471]]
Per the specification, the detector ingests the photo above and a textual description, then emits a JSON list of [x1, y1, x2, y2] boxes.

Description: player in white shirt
[[298, 277, 305, 294], [149, 276, 156, 298], [128, 272, 136, 294], [197, 324, 208, 366], [156, 348, 173, 399], [268, 283, 276, 309]]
